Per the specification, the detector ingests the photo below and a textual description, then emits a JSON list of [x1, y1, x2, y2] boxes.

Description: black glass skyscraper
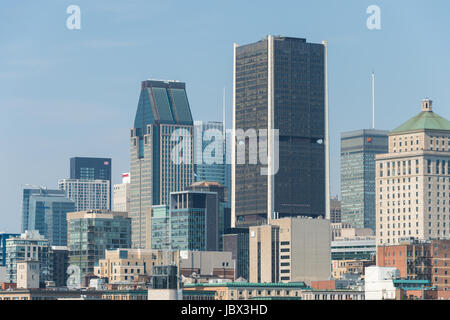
[[70, 157, 111, 181], [232, 36, 325, 227]]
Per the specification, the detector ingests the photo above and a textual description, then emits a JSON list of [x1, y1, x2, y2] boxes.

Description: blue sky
[[1, 0, 449, 232]]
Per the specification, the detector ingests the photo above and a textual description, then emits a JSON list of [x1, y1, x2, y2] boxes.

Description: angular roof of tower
[[391, 99, 450, 134], [133, 80, 193, 135]]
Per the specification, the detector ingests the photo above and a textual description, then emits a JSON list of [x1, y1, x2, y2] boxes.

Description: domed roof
[[391, 99, 450, 134]]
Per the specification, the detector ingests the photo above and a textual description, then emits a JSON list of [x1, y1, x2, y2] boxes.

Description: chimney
[[421, 98, 432, 112]]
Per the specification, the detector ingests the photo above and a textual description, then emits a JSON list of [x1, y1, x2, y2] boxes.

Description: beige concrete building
[[94, 249, 179, 283], [249, 217, 331, 284], [375, 99, 450, 246], [17, 261, 39, 289], [113, 173, 130, 212], [331, 222, 374, 241], [331, 259, 371, 280], [94, 249, 236, 284], [183, 282, 308, 300]]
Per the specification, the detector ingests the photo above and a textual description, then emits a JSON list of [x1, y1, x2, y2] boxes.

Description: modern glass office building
[[233, 36, 326, 228], [130, 80, 194, 248], [67, 210, 131, 281], [21, 188, 66, 233], [340, 129, 388, 230], [27, 191, 75, 246], [149, 205, 171, 250], [149, 189, 226, 251], [169, 191, 221, 251], [194, 121, 226, 183], [194, 121, 232, 209]]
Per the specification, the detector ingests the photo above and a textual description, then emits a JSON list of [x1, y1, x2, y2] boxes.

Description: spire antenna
[[372, 71, 375, 129]]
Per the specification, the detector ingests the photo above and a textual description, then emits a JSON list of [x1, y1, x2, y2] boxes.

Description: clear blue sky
[[1, 0, 449, 232]]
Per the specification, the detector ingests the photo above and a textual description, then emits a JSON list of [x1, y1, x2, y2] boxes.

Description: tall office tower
[[193, 120, 232, 207], [21, 187, 65, 233], [194, 121, 226, 185], [26, 189, 75, 246], [186, 181, 231, 249], [113, 172, 131, 212], [130, 80, 194, 248], [5, 230, 49, 285], [341, 129, 389, 230], [58, 179, 110, 211], [67, 210, 131, 282], [232, 36, 326, 228], [376, 99, 450, 246], [70, 157, 112, 209]]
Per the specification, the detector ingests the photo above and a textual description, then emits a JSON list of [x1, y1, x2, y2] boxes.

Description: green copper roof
[[391, 110, 450, 134]]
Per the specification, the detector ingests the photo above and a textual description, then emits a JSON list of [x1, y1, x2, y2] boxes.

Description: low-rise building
[[0, 289, 103, 300], [94, 248, 179, 283], [17, 261, 39, 289], [300, 289, 364, 300], [365, 266, 400, 300], [331, 238, 376, 261], [94, 249, 235, 284], [183, 282, 309, 300], [377, 239, 450, 290], [332, 259, 374, 279]]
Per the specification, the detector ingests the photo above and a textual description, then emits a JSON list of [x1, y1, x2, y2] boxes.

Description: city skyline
[[2, 1, 450, 232]]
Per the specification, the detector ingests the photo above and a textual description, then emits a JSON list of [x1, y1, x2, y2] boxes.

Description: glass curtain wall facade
[[194, 121, 226, 185], [27, 193, 75, 246], [341, 129, 388, 230], [67, 212, 131, 280], [233, 36, 325, 227], [21, 188, 66, 233], [169, 191, 219, 251], [130, 80, 194, 249]]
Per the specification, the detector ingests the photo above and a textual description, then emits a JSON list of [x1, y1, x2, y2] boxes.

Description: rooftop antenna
[[222, 87, 226, 137], [372, 71, 375, 129], [222, 87, 226, 166]]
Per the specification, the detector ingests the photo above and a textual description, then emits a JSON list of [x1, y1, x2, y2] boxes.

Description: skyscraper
[[58, 179, 110, 212], [130, 80, 194, 248], [21, 187, 64, 233], [70, 157, 112, 208], [376, 99, 450, 245], [232, 36, 326, 228], [26, 189, 75, 246], [194, 121, 232, 208], [194, 121, 226, 184], [340, 129, 388, 231]]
